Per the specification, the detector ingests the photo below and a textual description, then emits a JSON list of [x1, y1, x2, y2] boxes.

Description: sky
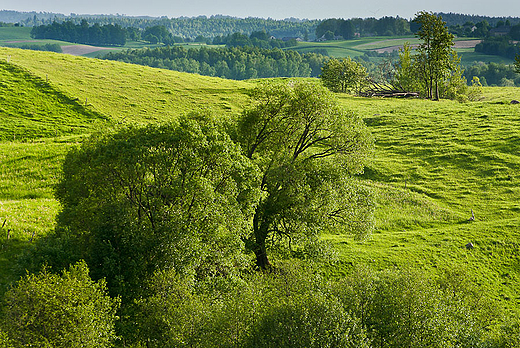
[[2, 0, 520, 20]]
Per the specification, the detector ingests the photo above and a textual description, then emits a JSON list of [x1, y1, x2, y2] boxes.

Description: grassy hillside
[[0, 47, 252, 124], [0, 48, 519, 311], [0, 60, 106, 140], [330, 94, 520, 306]]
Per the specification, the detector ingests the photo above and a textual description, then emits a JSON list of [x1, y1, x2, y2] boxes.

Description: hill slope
[[331, 95, 520, 306], [0, 60, 105, 140], [0, 47, 253, 124], [0, 48, 519, 311]]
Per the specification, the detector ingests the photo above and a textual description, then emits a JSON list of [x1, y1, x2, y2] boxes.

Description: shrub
[[1, 261, 120, 348]]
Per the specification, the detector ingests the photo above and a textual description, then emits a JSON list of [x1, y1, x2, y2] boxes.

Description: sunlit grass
[[0, 47, 254, 125], [0, 48, 518, 310]]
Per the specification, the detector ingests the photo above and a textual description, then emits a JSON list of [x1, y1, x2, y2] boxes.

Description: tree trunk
[[253, 243, 270, 270], [252, 212, 271, 270]]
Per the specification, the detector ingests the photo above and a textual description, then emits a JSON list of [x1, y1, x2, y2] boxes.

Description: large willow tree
[[236, 81, 374, 269]]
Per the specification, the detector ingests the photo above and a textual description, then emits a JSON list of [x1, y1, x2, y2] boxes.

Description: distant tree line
[[0, 21, 17, 27], [315, 17, 411, 40], [103, 46, 328, 79], [437, 12, 520, 28], [213, 30, 299, 48], [474, 33, 520, 60], [5, 43, 62, 53], [21, 14, 318, 41], [0, 10, 67, 25], [30, 20, 127, 46], [465, 62, 520, 86]]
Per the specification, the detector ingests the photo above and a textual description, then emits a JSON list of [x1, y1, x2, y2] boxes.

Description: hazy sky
[[2, 0, 519, 20]]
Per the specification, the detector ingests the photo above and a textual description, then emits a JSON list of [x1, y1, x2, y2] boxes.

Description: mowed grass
[[0, 49, 519, 310]]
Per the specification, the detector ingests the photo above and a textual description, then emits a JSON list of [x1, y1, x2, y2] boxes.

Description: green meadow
[[0, 47, 519, 313]]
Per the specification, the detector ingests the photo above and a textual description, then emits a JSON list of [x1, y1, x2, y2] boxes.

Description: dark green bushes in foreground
[[1, 261, 119, 348], [2, 261, 519, 347]]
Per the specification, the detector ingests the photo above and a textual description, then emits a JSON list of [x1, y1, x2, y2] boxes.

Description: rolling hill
[[0, 47, 519, 313]]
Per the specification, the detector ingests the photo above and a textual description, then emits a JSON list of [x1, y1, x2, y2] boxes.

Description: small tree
[[236, 81, 374, 269], [514, 54, 520, 74], [413, 11, 457, 100], [320, 57, 368, 94], [467, 76, 484, 101], [1, 261, 119, 348], [395, 42, 418, 92]]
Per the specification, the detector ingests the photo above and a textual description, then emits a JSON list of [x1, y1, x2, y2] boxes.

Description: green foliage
[[333, 267, 499, 348], [1, 261, 119, 348], [395, 42, 418, 91], [315, 17, 411, 39], [103, 45, 327, 79], [143, 25, 174, 45], [136, 263, 369, 348], [440, 51, 469, 102], [465, 62, 520, 87], [135, 270, 209, 347], [467, 76, 484, 101], [236, 81, 374, 268], [246, 291, 368, 348], [320, 57, 369, 94], [212, 30, 298, 49], [133, 263, 506, 348], [475, 36, 520, 60], [413, 11, 457, 100], [16, 14, 318, 41], [55, 115, 259, 300], [0, 330, 13, 348], [515, 54, 520, 73], [30, 20, 126, 46]]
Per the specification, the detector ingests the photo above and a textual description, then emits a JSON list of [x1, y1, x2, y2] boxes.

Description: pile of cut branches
[[361, 81, 419, 98]]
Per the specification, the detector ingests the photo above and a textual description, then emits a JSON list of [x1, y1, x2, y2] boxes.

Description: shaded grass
[[0, 60, 106, 140], [0, 47, 253, 124]]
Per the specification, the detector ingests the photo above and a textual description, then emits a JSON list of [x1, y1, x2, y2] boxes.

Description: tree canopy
[[413, 11, 456, 100], [55, 115, 258, 300], [320, 57, 369, 94], [1, 261, 119, 348], [30, 20, 127, 46], [235, 81, 374, 269]]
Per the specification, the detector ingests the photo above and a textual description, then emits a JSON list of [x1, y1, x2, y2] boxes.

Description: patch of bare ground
[[372, 39, 482, 53], [61, 45, 112, 56]]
